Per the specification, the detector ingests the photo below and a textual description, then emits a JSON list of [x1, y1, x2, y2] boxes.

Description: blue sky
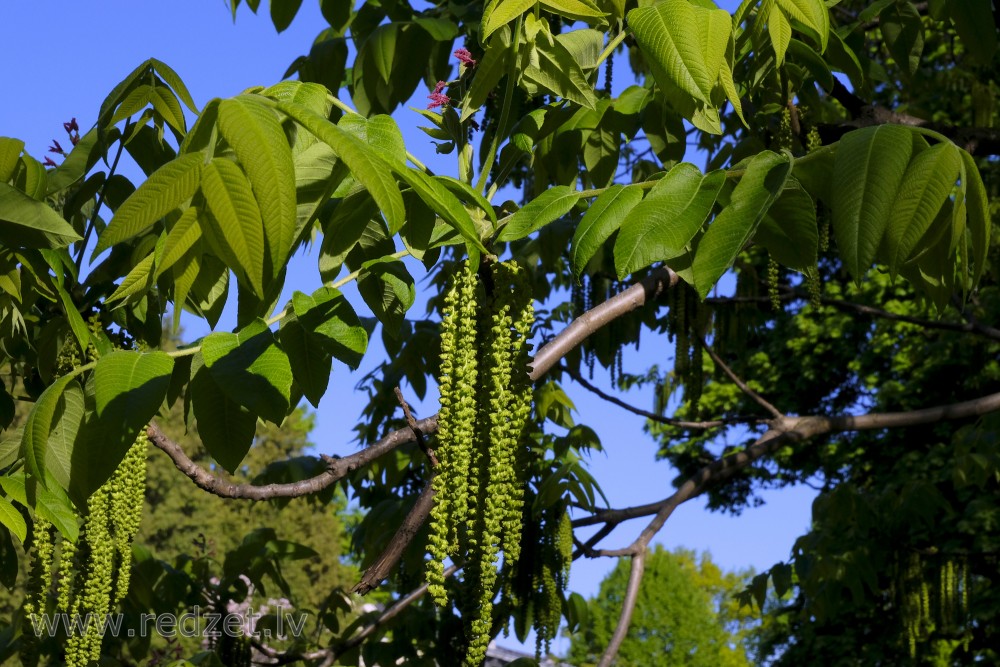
[[2, 0, 817, 651]]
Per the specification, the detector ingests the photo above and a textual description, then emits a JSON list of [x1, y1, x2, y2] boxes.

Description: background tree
[[569, 545, 754, 667]]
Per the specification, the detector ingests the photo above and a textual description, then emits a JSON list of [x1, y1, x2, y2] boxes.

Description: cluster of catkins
[[22, 335, 148, 667], [426, 259, 534, 666]]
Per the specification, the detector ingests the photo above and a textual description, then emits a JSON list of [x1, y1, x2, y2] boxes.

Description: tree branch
[[577, 387, 1000, 545], [705, 291, 1000, 343], [703, 339, 783, 418], [561, 364, 763, 430], [334, 564, 460, 659], [352, 479, 436, 595], [149, 266, 680, 501], [596, 548, 646, 667]]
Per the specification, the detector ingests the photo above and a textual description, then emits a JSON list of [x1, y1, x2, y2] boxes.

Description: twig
[[561, 364, 764, 430], [706, 291, 1000, 342], [335, 565, 460, 658], [394, 386, 437, 467], [703, 338, 783, 419]]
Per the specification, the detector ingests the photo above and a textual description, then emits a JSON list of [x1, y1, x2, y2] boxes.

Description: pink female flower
[[63, 117, 79, 134], [454, 47, 477, 68], [48, 140, 64, 154], [43, 156, 58, 167], [427, 81, 451, 109]]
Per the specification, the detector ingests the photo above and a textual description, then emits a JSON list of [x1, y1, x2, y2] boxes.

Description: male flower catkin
[[426, 259, 534, 666]]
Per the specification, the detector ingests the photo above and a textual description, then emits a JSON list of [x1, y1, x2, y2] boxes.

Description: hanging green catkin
[[767, 257, 781, 311], [110, 429, 148, 604], [428, 261, 479, 605], [426, 259, 535, 667], [500, 263, 533, 565], [21, 517, 56, 666]]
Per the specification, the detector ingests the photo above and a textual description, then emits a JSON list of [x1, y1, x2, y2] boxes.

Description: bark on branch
[[148, 266, 678, 501], [581, 388, 1000, 665]]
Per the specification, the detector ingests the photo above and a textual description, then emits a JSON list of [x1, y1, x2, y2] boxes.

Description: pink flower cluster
[[454, 47, 477, 68], [45, 118, 80, 168], [427, 81, 451, 109]]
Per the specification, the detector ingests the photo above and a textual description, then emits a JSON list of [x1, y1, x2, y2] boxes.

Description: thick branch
[[150, 266, 679, 501], [531, 267, 678, 375], [352, 480, 436, 595], [596, 549, 646, 667], [146, 417, 436, 500]]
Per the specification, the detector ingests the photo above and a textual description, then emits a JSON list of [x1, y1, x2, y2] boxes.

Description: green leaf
[[540, 0, 607, 23], [521, 32, 599, 110], [693, 151, 791, 298], [771, 562, 793, 598], [949, 0, 997, 63], [482, 0, 535, 42], [278, 101, 405, 235], [615, 165, 726, 278], [357, 258, 415, 335], [571, 184, 643, 277], [150, 86, 188, 134], [217, 96, 298, 273], [277, 318, 332, 409], [755, 180, 818, 273], [882, 142, 961, 277], [628, 0, 728, 106], [150, 58, 198, 114], [498, 186, 581, 241], [74, 351, 174, 498], [201, 158, 267, 297], [830, 126, 916, 281], [156, 206, 203, 278], [768, 3, 793, 65], [881, 3, 924, 78], [94, 152, 202, 255], [291, 287, 368, 368], [318, 191, 378, 282], [16, 154, 47, 201], [20, 374, 77, 485], [106, 251, 156, 304], [0, 496, 25, 543], [190, 356, 257, 473], [0, 138, 24, 183], [960, 150, 991, 288], [392, 168, 486, 250], [775, 0, 829, 52], [44, 382, 85, 494], [56, 284, 90, 353], [278, 287, 368, 408], [201, 319, 293, 425], [271, 0, 303, 32], [338, 114, 407, 166], [0, 183, 81, 249]]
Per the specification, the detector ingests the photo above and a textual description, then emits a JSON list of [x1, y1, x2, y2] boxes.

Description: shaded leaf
[[693, 151, 791, 297]]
